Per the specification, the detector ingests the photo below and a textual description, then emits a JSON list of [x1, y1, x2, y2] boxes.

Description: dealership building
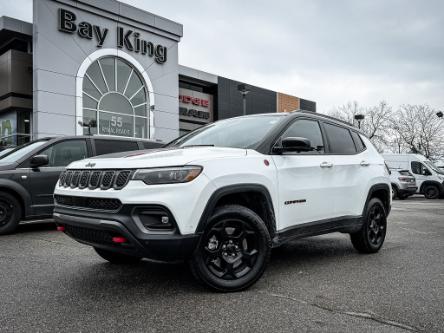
[[0, 0, 315, 146]]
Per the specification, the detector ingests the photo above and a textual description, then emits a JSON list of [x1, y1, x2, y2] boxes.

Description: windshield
[[169, 115, 283, 149], [0, 140, 49, 163], [0, 148, 14, 158], [424, 160, 444, 175]]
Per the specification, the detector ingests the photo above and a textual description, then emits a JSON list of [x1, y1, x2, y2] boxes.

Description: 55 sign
[[98, 112, 133, 137]]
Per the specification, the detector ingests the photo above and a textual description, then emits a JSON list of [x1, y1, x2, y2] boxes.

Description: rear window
[[142, 141, 163, 149], [350, 131, 366, 152], [94, 139, 139, 156], [323, 123, 356, 154]]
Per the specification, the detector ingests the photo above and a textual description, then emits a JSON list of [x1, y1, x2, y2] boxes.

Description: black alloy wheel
[[423, 185, 440, 199], [190, 205, 271, 292], [350, 197, 387, 253], [391, 186, 398, 200], [0, 192, 22, 235]]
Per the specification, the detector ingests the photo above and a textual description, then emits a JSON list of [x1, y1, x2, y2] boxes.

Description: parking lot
[[0, 197, 442, 333]]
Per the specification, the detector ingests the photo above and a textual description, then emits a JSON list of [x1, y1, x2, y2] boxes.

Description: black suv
[[0, 136, 163, 235]]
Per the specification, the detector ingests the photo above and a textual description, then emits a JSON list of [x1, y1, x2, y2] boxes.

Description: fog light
[[161, 216, 169, 224], [57, 226, 65, 232]]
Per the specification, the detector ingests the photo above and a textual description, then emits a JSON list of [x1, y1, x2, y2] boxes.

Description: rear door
[[27, 139, 89, 216], [271, 118, 335, 230], [321, 122, 365, 217]]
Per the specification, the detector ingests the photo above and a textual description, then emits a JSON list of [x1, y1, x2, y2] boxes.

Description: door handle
[[320, 161, 333, 168], [360, 160, 370, 167]]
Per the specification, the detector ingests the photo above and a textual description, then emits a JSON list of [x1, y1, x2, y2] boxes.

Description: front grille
[[101, 171, 115, 189], [54, 195, 122, 211], [78, 171, 90, 189], [70, 171, 81, 188], [64, 224, 114, 246], [58, 169, 132, 190]]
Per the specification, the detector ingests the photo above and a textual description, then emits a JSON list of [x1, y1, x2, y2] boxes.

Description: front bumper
[[54, 206, 200, 262]]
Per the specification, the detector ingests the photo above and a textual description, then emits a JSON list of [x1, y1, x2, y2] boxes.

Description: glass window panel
[[323, 123, 356, 154], [98, 112, 134, 137], [95, 139, 139, 155], [98, 92, 133, 115], [116, 59, 132, 93], [82, 109, 98, 135], [83, 93, 98, 109], [39, 140, 88, 167], [130, 88, 147, 107], [135, 117, 148, 138], [85, 61, 107, 93], [134, 104, 148, 117], [125, 72, 144, 98], [100, 57, 116, 91], [83, 76, 101, 100], [281, 119, 325, 154]]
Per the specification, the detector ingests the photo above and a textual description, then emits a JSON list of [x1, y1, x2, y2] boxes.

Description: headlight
[[132, 166, 202, 185]]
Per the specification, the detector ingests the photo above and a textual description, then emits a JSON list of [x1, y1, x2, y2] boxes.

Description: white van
[[383, 154, 444, 199]]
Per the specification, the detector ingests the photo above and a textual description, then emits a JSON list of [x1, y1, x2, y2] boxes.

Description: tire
[[350, 198, 387, 254], [190, 204, 271, 292], [391, 186, 398, 200], [423, 185, 440, 199], [0, 192, 22, 235], [94, 247, 142, 264]]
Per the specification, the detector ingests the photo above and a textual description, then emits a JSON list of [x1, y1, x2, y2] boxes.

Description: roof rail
[[296, 110, 356, 128]]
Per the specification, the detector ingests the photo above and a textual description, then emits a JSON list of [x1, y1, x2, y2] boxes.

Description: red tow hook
[[112, 236, 128, 244], [56, 225, 65, 232]]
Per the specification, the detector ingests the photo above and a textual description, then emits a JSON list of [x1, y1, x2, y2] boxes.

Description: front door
[[410, 161, 432, 192], [271, 119, 336, 230], [27, 139, 88, 216]]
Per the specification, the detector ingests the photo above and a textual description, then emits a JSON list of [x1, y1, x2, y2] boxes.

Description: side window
[[411, 161, 430, 176], [280, 119, 325, 154], [323, 123, 356, 154], [39, 140, 88, 167], [351, 131, 366, 152], [94, 140, 139, 155]]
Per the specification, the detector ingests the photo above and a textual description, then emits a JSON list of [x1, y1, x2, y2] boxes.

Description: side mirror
[[275, 137, 313, 153], [30, 155, 49, 168]]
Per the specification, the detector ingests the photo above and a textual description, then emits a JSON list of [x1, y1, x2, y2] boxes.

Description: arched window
[[82, 56, 149, 138]]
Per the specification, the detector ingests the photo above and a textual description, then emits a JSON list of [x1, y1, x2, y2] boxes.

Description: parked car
[[0, 136, 163, 235], [54, 111, 391, 292], [389, 169, 417, 199], [383, 154, 444, 199]]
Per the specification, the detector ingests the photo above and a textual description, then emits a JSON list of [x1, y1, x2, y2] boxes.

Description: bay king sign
[[58, 8, 167, 64]]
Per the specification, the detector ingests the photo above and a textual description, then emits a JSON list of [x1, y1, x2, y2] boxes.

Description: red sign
[[179, 95, 209, 108]]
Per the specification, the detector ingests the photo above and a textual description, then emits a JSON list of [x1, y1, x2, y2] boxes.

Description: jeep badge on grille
[[85, 162, 96, 168]]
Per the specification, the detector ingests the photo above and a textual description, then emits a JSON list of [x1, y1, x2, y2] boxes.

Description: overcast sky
[[2, 0, 443, 112]]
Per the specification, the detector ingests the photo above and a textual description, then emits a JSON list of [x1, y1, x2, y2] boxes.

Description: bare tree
[[389, 105, 444, 159], [329, 101, 392, 151]]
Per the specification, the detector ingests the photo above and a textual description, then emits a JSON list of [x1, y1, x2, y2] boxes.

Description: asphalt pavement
[[0, 197, 443, 332]]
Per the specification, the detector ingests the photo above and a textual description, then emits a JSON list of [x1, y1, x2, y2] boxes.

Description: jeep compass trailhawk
[[54, 111, 391, 292]]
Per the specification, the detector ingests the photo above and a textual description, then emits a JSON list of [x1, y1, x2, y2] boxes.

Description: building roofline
[[0, 16, 32, 36]]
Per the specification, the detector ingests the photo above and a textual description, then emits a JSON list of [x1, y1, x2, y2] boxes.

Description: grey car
[[0, 136, 163, 235]]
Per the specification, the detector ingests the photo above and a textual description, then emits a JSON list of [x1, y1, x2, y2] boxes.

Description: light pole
[[78, 120, 97, 135], [354, 114, 365, 129], [237, 84, 250, 116]]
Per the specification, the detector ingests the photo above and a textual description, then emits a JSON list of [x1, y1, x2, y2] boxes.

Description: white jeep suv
[[54, 111, 391, 292]]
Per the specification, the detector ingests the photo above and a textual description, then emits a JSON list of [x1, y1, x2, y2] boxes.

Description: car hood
[[0, 162, 18, 171], [67, 147, 247, 169]]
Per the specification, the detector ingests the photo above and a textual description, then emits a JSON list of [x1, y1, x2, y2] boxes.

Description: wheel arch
[[364, 183, 391, 217], [0, 180, 32, 218], [196, 184, 277, 238], [419, 180, 443, 194]]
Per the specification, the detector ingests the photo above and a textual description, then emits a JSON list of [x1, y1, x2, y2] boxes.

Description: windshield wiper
[[181, 144, 215, 148]]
